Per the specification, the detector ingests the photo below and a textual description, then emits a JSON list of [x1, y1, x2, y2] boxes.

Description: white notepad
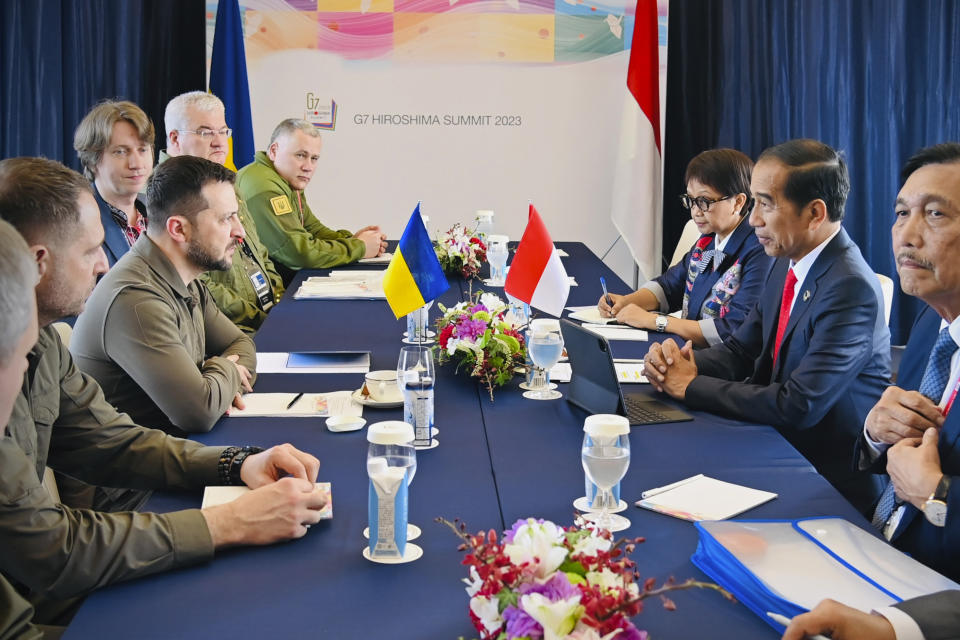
[[202, 483, 333, 520], [567, 307, 618, 325], [582, 324, 649, 342], [358, 252, 393, 264], [228, 391, 362, 418], [637, 475, 777, 521]]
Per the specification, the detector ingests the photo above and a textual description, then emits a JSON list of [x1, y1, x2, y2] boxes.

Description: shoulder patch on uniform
[[270, 195, 293, 215]]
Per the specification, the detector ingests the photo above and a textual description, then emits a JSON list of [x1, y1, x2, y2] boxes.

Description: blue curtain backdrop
[[663, 0, 960, 342], [0, 0, 205, 172]]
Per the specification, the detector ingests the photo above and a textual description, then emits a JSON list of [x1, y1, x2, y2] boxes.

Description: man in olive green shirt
[[72, 156, 257, 436], [236, 118, 387, 283], [163, 91, 284, 333], [0, 157, 326, 624]]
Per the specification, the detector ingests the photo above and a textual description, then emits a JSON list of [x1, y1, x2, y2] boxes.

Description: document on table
[[556, 248, 569, 257], [566, 307, 617, 325], [294, 273, 386, 299], [581, 324, 648, 341], [636, 475, 777, 521], [257, 352, 371, 374], [229, 391, 362, 418], [614, 361, 648, 383], [202, 483, 333, 519], [358, 252, 393, 264], [548, 362, 572, 382]]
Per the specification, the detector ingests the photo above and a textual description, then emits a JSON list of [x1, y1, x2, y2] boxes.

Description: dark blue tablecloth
[[63, 242, 868, 639]]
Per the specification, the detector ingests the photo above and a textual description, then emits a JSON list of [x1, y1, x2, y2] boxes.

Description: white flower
[[569, 622, 623, 640], [469, 595, 502, 635], [479, 292, 505, 313], [571, 531, 612, 558], [503, 519, 568, 579], [463, 565, 483, 597], [519, 592, 583, 640], [585, 568, 621, 592], [446, 337, 462, 356]]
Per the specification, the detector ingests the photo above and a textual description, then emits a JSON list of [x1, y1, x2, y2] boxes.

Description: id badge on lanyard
[[239, 240, 274, 311]]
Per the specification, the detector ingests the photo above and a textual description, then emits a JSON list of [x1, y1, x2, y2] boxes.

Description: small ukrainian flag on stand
[[384, 203, 449, 318]]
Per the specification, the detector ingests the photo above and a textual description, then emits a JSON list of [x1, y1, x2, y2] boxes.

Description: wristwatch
[[655, 314, 669, 333], [923, 475, 951, 527]]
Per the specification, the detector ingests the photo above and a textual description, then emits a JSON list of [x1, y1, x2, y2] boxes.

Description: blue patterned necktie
[[872, 326, 958, 531]]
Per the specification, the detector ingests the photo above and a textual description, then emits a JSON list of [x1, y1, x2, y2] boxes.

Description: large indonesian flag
[[504, 204, 570, 317], [610, 0, 663, 281]]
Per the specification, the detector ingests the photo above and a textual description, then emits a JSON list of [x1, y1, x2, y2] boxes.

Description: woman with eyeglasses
[[598, 148, 772, 346]]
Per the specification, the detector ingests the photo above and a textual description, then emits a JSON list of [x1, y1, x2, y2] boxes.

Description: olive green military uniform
[[0, 576, 42, 640], [1, 326, 220, 616], [71, 235, 257, 435], [236, 152, 364, 282], [158, 150, 284, 333]]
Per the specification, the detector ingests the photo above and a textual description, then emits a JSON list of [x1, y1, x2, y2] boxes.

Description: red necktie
[[773, 268, 798, 366]]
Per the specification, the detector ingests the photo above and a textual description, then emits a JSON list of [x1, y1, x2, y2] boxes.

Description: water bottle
[[403, 371, 434, 446], [367, 421, 416, 559], [475, 210, 494, 241]]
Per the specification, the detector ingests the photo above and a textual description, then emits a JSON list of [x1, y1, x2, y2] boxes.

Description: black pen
[[286, 393, 304, 410]]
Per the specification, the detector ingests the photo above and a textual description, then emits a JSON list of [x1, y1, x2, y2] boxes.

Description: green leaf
[[558, 560, 586, 576]]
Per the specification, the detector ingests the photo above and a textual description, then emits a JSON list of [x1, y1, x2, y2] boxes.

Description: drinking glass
[[366, 421, 419, 543], [581, 415, 631, 532], [397, 346, 435, 445], [404, 300, 434, 343], [523, 319, 563, 400], [486, 235, 509, 285]]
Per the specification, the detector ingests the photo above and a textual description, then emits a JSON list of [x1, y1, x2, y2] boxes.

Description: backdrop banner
[[206, 0, 668, 285]]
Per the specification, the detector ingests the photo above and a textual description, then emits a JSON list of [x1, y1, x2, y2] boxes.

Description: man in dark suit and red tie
[[860, 143, 960, 583], [644, 139, 891, 513]]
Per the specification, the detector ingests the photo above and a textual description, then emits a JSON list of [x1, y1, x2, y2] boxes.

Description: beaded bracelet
[[217, 446, 265, 485]]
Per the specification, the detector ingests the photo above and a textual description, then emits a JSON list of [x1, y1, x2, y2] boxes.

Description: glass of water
[[581, 415, 631, 532], [523, 319, 563, 400], [397, 346, 435, 445], [486, 235, 509, 285]]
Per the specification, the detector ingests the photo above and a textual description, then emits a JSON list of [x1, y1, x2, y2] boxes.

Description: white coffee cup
[[364, 370, 399, 402]]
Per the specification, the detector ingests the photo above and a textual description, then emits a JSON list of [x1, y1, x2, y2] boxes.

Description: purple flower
[[455, 318, 488, 342], [468, 304, 489, 314], [615, 621, 648, 640], [503, 605, 543, 639], [519, 573, 580, 602]]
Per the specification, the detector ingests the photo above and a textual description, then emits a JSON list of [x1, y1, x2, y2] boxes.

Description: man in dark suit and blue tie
[[644, 139, 891, 513], [862, 142, 960, 583]]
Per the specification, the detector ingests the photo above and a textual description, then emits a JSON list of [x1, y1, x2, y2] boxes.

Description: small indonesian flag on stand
[[504, 204, 570, 317]]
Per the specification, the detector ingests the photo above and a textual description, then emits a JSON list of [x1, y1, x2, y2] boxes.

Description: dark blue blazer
[[93, 185, 146, 267], [871, 305, 960, 582], [653, 218, 773, 342], [684, 228, 891, 513]]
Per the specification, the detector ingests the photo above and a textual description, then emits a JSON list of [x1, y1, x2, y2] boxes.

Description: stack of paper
[[582, 324, 648, 342], [359, 253, 393, 264], [567, 307, 618, 325], [636, 474, 776, 521], [229, 391, 362, 418], [294, 272, 386, 299]]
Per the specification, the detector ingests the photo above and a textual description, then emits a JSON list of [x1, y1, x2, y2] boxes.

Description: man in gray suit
[[782, 591, 960, 640]]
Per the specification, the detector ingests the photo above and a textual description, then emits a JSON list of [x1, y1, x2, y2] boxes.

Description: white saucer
[[351, 389, 403, 408], [403, 330, 436, 338], [414, 438, 439, 450], [518, 382, 558, 391], [363, 543, 423, 564], [401, 337, 435, 345], [326, 415, 366, 432], [573, 496, 628, 513], [363, 524, 421, 541]]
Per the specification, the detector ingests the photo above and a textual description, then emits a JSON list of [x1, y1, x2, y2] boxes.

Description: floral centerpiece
[[439, 517, 731, 640], [435, 223, 488, 279], [436, 292, 527, 401]]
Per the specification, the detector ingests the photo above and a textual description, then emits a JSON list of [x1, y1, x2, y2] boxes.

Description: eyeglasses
[[180, 128, 232, 140], [679, 193, 734, 212]]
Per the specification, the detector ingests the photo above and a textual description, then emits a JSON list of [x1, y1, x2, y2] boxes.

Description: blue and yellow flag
[[209, 0, 255, 172], [383, 204, 449, 319]]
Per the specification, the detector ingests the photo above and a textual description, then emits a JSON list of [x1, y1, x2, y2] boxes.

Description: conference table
[[63, 242, 870, 639]]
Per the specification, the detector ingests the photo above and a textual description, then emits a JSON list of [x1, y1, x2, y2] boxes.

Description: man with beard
[[72, 155, 257, 436]]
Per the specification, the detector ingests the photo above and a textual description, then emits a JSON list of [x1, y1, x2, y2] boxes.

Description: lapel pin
[[802, 290, 811, 302]]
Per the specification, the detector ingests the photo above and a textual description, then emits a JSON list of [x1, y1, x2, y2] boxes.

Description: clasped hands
[[354, 225, 388, 258], [866, 386, 946, 508], [642, 339, 697, 400], [202, 444, 327, 548]]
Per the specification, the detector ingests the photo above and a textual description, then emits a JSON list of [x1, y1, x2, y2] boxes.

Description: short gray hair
[[0, 220, 38, 364], [268, 119, 321, 147], [165, 91, 226, 141]]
